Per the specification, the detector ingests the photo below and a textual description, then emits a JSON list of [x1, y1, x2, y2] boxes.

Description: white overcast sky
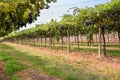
[[20, 0, 111, 31]]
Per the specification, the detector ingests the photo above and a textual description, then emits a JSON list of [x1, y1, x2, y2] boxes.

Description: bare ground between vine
[[0, 61, 10, 80], [16, 69, 62, 80], [4, 42, 120, 79]]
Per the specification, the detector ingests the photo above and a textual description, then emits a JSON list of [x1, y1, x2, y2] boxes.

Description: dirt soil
[[4, 43, 120, 80], [11, 43, 120, 70], [16, 69, 62, 80], [0, 61, 10, 80]]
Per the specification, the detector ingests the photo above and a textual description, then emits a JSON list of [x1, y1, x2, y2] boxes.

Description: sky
[[20, 0, 111, 30]]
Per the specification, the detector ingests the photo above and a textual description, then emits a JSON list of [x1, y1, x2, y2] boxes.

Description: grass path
[[52, 44, 120, 50], [27, 42, 120, 57], [0, 61, 10, 80], [0, 42, 120, 80], [33, 42, 120, 50]]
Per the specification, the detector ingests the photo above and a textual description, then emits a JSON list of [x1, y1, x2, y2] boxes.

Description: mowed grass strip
[[0, 46, 28, 80], [18, 41, 120, 57], [0, 43, 120, 80]]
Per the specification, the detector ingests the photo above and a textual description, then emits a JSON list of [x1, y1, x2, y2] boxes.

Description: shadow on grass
[[0, 43, 110, 80], [52, 45, 120, 57]]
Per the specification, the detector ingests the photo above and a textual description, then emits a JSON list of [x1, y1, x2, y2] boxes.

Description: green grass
[[11, 76, 20, 80], [51, 45, 120, 57], [27, 56, 108, 80], [107, 50, 120, 57], [20, 41, 120, 48], [6, 60, 26, 76], [20, 41, 120, 57], [0, 43, 120, 80], [0, 45, 28, 80]]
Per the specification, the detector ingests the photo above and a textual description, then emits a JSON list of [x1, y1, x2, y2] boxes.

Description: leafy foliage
[[2, 0, 120, 57], [0, 0, 56, 36]]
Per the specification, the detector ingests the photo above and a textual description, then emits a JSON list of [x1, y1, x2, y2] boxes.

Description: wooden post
[[67, 29, 70, 53], [98, 27, 102, 57]]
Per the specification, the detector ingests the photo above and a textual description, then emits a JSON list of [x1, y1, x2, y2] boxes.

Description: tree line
[[2, 0, 120, 57], [0, 0, 56, 36]]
